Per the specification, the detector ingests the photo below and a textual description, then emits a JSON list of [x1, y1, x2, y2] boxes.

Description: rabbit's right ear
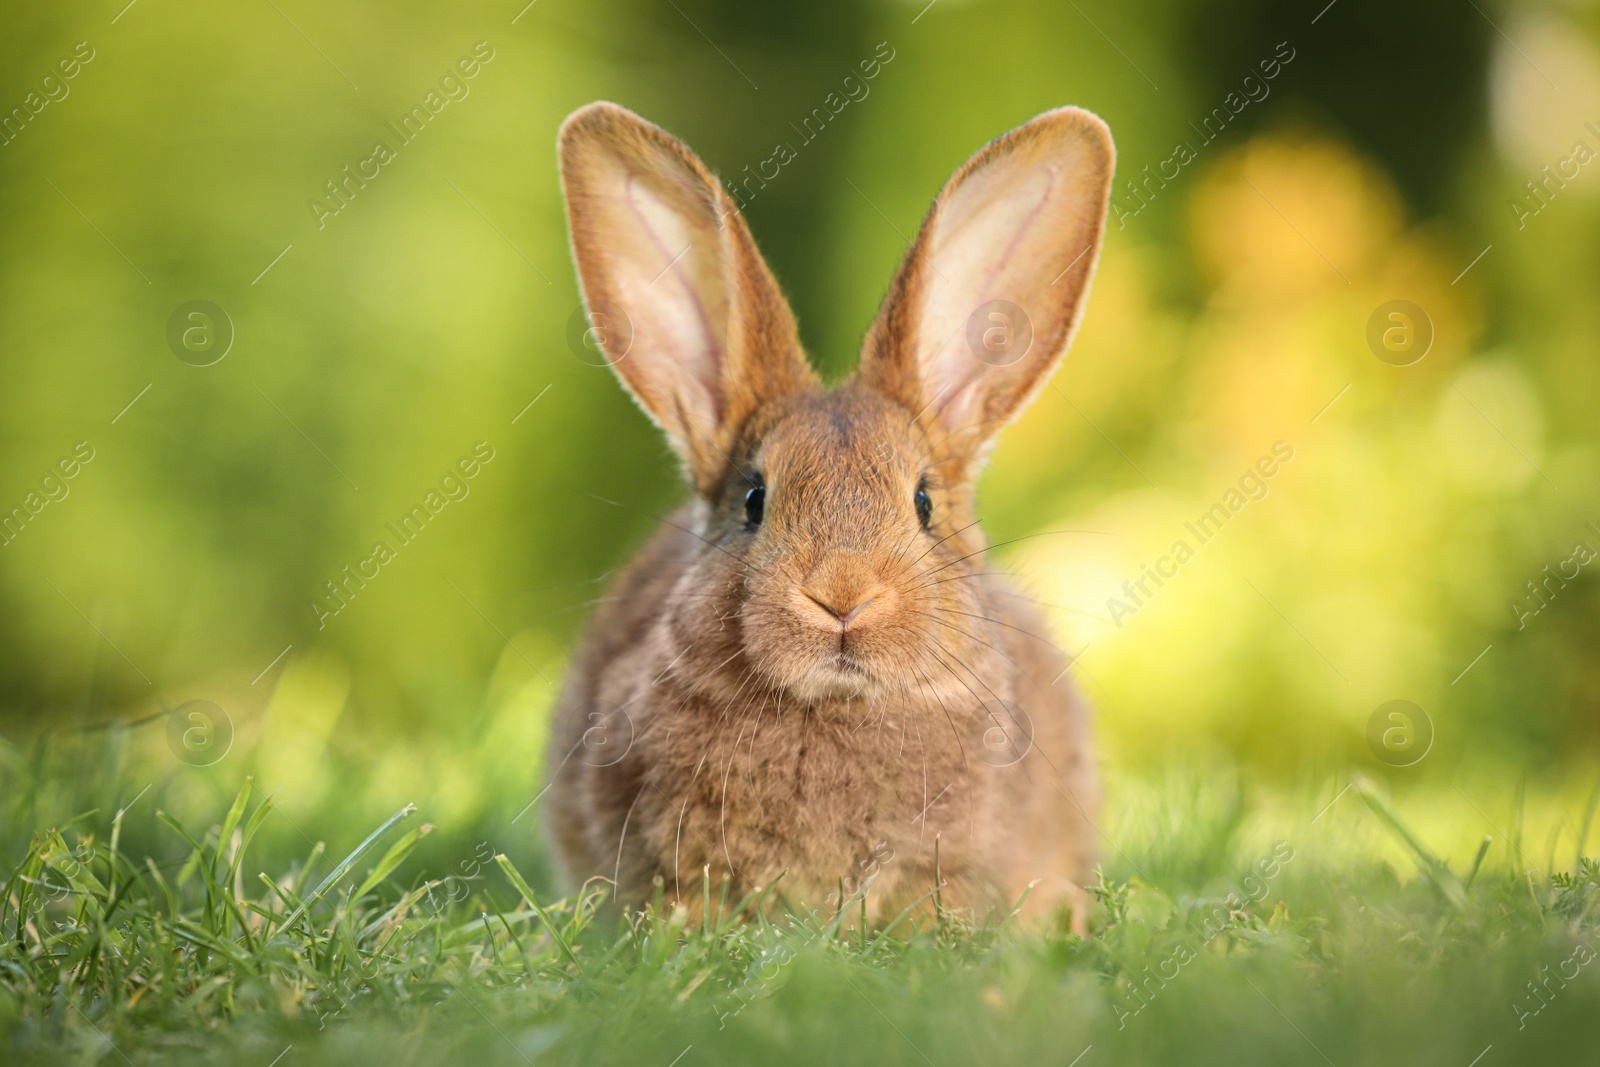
[[856, 108, 1114, 476], [559, 102, 818, 496]]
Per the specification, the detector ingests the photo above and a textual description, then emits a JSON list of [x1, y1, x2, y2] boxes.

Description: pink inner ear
[[920, 162, 1061, 430], [623, 171, 723, 414], [969, 162, 1058, 306]]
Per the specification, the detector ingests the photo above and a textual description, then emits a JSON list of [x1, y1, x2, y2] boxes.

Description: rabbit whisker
[[573, 487, 763, 579], [908, 569, 1015, 591], [913, 644, 985, 836], [913, 528, 1120, 584], [902, 608, 1053, 699], [888, 518, 983, 583], [902, 599, 1071, 660]]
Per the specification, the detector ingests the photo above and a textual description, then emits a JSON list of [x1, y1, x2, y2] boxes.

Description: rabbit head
[[558, 102, 1113, 709]]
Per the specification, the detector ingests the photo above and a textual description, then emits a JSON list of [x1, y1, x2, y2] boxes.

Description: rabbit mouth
[[739, 575, 926, 702], [828, 652, 872, 677], [776, 650, 879, 702]]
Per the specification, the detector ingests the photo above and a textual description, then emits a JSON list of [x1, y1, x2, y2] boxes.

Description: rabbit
[[545, 101, 1114, 932]]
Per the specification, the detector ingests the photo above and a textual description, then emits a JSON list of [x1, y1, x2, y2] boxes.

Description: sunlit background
[[2, 0, 1598, 887]]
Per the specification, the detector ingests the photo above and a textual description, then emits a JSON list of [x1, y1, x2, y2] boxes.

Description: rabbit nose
[[804, 591, 877, 626], [798, 553, 889, 629]]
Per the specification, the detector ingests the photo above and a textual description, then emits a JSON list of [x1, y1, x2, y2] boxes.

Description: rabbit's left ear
[[856, 107, 1114, 472], [559, 102, 818, 497]]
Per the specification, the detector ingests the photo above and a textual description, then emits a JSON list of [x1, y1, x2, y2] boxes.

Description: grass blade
[[215, 777, 253, 879], [1577, 770, 1600, 869], [1464, 835, 1492, 890], [1352, 777, 1465, 907], [495, 853, 581, 971], [274, 804, 416, 938], [354, 823, 433, 900]]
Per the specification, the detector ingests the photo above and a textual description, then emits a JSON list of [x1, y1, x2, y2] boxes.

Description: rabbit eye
[[914, 484, 932, 528], [744, 475, 766, 527]]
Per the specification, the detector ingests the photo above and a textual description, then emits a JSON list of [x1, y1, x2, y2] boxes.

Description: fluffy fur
[[547, 101, 1114, 929]]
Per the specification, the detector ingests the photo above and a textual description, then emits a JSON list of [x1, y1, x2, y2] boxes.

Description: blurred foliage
[[0, 0, 1598, 850]]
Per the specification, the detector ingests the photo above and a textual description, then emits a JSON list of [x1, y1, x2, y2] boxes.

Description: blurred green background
[[2, 0, 1598, 881]]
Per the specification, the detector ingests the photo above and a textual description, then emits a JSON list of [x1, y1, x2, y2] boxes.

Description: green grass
[[4, 760, 1600, 1066]]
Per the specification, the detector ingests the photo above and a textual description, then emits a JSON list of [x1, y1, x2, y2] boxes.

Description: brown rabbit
[[546, 101, 1113, 931]]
